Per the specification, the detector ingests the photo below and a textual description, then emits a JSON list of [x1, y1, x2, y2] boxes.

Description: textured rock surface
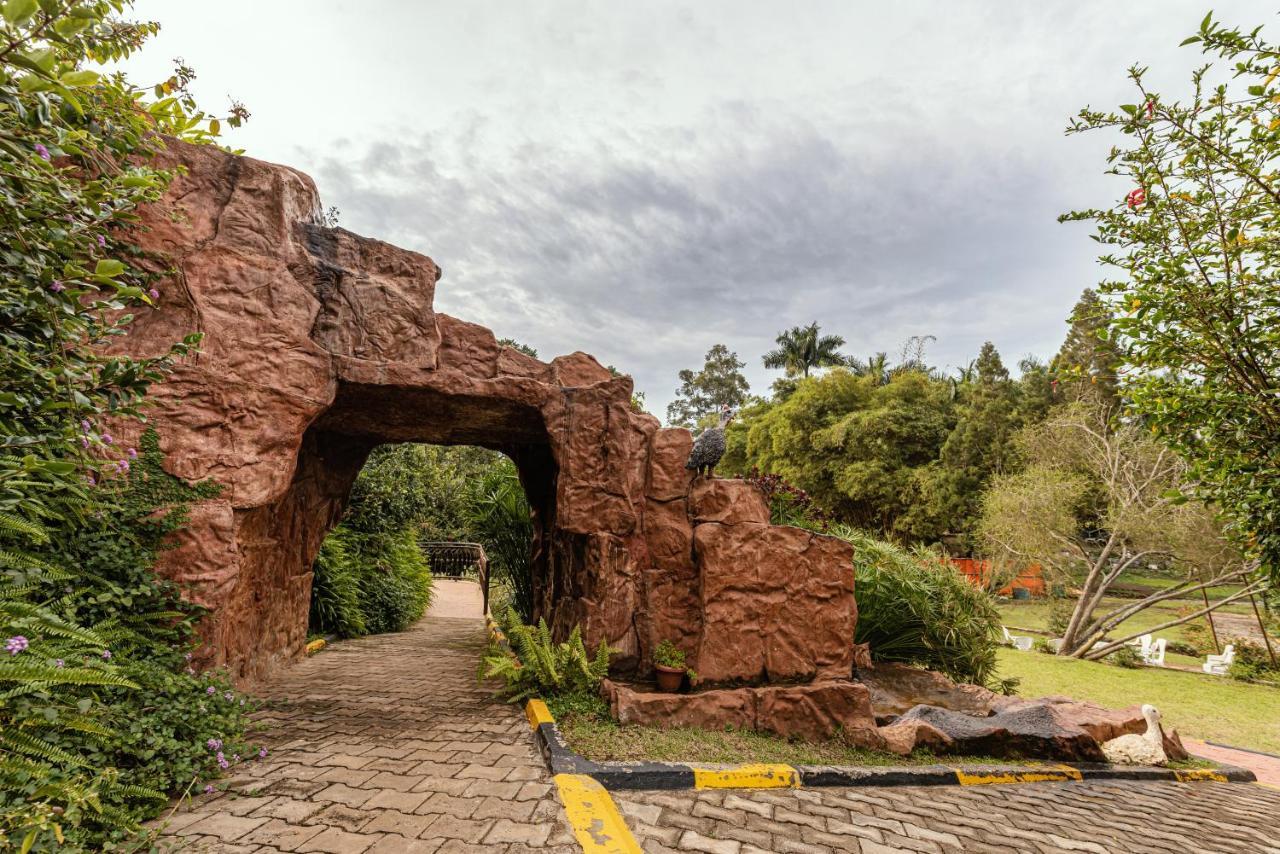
[[603, 679, 883, 744], [861, 662, 1190, 761], [122, 140, 860, 694]]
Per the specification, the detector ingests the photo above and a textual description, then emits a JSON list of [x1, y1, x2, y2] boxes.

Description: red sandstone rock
[[121, 139, 861, 697], [605, 679, 882, 744], [857, 661, 1006, 719], [694, 522, 855, 684], [689, 479, 770, 525]]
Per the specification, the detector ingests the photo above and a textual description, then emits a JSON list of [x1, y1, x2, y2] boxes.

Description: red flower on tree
[[1126, 188, 1146, 209]]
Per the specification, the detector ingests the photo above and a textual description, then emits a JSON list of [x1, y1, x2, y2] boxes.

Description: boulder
[[878, 703, 1110, 761]]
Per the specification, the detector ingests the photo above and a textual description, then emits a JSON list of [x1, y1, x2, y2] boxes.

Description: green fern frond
[[0, 513, 48, 544], [2, 729, 83, 767], [0, 662, 138, 689]]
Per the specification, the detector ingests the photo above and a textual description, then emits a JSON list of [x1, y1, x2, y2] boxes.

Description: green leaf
[[58, 70, 99, 88], [1120, 104, 1138, 116], [1179, 35, 1202, 46], [94, 259, 125, 278], [2, 0, 37, 25]]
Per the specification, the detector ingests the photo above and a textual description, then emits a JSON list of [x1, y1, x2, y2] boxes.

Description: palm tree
[[762, 322, 853, 378], [857, 352, 891, 386]]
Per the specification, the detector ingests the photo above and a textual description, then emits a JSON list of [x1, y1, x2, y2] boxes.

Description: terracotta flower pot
[[654, 664, 685, 693]]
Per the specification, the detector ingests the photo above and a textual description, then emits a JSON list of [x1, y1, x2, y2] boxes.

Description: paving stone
[[151, 584, 569, 852], [483, 818, 553, 845], [679, 829, 742, 853], [177, 813, 269, 842]]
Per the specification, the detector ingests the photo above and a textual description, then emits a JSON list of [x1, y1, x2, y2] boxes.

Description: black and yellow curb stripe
[[521, 701, 643, 852], [521, 699, 1257, 792]]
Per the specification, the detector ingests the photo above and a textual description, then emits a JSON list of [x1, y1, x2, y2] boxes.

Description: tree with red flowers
[[1061, 11, 1280, 584]]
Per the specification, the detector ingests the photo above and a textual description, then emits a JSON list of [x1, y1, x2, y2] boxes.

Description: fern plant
[[482, 607, 611, 704], [0, 515, 143, 852]]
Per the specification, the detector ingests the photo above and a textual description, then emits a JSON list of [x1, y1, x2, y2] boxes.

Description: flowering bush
[[0, 431, 264, 849], [1062, 11, 1280, 582]]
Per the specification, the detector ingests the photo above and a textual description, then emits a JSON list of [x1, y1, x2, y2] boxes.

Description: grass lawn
[[557, 712, 1042, 767], [996, 648, 1280, 754]]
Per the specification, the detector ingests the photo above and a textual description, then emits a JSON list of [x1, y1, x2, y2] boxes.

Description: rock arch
[[117, 141, 864, 734]]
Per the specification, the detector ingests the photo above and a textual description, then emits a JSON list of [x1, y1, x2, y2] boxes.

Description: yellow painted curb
[[526, 698, 554, 729], [554, 773, 642, 853], [1173, 768, 1228, 783], [955, 765, 1083, 786], [304, 638, 326, 656], [692, 763, 800, 789]]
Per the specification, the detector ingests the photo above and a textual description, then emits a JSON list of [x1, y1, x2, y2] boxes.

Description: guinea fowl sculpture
[[686, 405, 734, 477], [1101, 704, 1167, 766]]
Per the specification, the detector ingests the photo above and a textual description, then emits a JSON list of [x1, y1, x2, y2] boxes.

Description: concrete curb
[[522, 699, 1257, 791]]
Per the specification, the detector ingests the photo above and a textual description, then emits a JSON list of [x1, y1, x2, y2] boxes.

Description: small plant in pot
[[653, 639, 696, 693]]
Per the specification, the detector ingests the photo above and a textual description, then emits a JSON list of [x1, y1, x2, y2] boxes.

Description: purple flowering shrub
[[0, 431, 266, 848]]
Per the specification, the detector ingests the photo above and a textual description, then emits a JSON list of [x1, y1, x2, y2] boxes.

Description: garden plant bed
[[528, 699, 1252, 792]]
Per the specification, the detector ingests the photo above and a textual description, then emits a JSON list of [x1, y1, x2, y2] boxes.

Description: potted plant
[[653, 639, 695, 693]]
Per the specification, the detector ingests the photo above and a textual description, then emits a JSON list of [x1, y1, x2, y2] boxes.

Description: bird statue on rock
[[1100, 704, 1168, 766], [686, 405, 734, 478]]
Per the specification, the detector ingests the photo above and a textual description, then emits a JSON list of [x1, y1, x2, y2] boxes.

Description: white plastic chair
[[1002, 626, 1033, 651], [1202, 644, 1235, 675], [1142, 638, 1166, 667], [1126, 634, 1153, 656]]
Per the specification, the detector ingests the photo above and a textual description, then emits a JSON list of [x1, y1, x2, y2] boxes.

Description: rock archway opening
[[296, 381, 557, 647]]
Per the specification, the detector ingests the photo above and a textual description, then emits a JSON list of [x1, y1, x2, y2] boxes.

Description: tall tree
[[978, 401, 1258, 658], [1062, 13, 1280, 581], [1050, 289, 1124, 409], [762, 322, 853, 379], [666, 344, 751, 428], [900, 343, 1020, 545]]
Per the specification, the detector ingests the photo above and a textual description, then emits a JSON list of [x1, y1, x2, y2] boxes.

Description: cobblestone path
[[614, 780, 1280, 853], [154, 581, 577, 853], [155, 579, 1280, 853]]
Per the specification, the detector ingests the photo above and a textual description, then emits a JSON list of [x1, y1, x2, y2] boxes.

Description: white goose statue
[[1100, 704, 1167, 766]]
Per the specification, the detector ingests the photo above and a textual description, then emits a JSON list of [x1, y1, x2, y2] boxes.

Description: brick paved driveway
[[155, 580, 1280, 853], [154, 581, 577, 853], [614, 780, 1280, 853]]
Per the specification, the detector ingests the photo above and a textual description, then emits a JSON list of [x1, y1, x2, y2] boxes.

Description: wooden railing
[[421, 541, 490, 614]]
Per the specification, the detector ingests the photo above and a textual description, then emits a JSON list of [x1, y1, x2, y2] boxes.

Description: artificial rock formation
[[118, 140, 862, 729]]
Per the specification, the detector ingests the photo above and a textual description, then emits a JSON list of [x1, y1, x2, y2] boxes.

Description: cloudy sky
[[125, 1, 1264, 418]]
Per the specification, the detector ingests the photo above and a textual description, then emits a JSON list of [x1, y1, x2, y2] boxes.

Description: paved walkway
[[156, 580, 1280, 853], [155, 580, 577, 852], [1184, 738, 1280, 789], [614, 781, 1280, 853]]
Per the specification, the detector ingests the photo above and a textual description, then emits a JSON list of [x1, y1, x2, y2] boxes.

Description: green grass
[[997, 648, 1280, 754], [557, 713, 1035, 767], [997, 596, 1252, 649]]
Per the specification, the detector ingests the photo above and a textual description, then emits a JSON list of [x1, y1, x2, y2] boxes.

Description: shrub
[[837, 527, 1001, 685], [310, 525, 432, 638], [1105, 645, 1144, 669], [1165, 640, 1199, 658], [0, 432, 260, 850], [481, 607, 611, 704], [1032, 637, 1055, 655], [308, 532, 365, 639], [467, 461, 534, 620], [353, 528, 433, 635], [1225, 637, 1279, 683]]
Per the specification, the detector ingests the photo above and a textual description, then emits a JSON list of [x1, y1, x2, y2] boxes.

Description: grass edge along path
[[996, 648, 1280, 754]]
